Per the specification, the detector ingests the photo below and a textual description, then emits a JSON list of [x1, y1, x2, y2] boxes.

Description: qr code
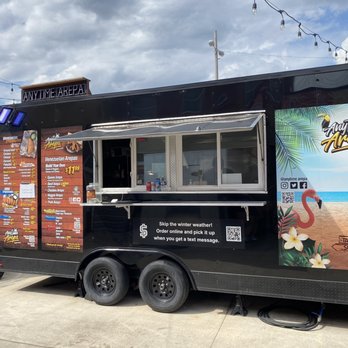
[[281, 192, 295, 204], [226, 226, 242, 242]]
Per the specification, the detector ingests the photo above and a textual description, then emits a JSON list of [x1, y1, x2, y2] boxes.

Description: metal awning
[[50, 112, 264, 142]]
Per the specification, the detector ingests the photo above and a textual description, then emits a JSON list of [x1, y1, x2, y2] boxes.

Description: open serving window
[[55, 111, 267, 194]]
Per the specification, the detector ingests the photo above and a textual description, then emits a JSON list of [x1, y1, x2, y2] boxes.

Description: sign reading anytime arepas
[[21, 77, 91, 103]]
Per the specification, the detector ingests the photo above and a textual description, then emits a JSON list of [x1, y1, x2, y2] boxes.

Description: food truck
[[1, 65, 348, 313]]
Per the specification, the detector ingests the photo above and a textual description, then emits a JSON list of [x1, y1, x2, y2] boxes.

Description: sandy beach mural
[[276, 103, 348, 270]]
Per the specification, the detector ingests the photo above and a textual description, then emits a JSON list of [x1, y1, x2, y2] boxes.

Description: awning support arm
[[242, 205, 250, 221]]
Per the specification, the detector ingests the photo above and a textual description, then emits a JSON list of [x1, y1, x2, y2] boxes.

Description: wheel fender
[[77, 248, 196, 290]]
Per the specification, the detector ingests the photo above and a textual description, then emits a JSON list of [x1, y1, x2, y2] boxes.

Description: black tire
[[139, 260, 189, 313], [83, 257, 129, 306], [0, 272, 3, 280]]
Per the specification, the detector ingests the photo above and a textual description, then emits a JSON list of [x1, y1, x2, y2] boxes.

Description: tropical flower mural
[[277, 205, 330, 268], [281, 227, 308, 252], [310, 253, 331, 269]]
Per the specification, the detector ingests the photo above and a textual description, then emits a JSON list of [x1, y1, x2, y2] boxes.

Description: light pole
[[208, 30, 224, 80]]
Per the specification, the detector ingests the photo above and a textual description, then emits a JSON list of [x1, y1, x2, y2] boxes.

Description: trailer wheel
[[139, 260, 189, 313], [0, 272, 3, 280], [83, 257, 129, 306]]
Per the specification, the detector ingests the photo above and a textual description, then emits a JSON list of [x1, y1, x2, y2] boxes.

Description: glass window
[[182, 134, 217, 185], [136, 137, 166, 185], [221, 129, 258, 184], [102, 139, 131, 187]]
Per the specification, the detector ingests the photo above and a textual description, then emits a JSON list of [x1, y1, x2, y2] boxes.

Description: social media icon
[[290, 182, 298, 189], [280, 182, 289, 189], [299, 181, 307, 189]]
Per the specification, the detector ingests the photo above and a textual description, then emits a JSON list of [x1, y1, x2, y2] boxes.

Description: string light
[[279, 10, 285, 30], [252, 0, 348, 63], [0, 79, 20, 105], [327, 42, 332, 53], [0, 79, 20, 95], [297, 23, 302, 38], [252, 0, 257, 14], [313, 34, 318, 47]]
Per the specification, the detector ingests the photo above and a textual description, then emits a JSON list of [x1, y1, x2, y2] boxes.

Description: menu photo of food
[[20, 130, 38, 158], [2, 192, 19, 209], [64, 139, 83, 154]]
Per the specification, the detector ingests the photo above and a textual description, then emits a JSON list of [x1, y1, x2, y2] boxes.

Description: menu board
[[0, 131, 38, 249], [41, 127, 84, 252]]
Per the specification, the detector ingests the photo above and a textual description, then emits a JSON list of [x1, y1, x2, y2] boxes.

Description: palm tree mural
[[275, 105, 331, 268], [275, 106, 328, 173]]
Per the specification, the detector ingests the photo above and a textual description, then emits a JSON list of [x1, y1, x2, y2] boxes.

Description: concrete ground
[[0, 272, 348, 348]]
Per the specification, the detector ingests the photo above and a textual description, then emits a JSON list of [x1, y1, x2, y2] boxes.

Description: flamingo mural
[[293, 189, 322, 229], [277, 189, 328, 268]]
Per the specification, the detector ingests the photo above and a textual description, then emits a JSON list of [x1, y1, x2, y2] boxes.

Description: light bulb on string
[[252, 1, 257, 14], [279, 11, 285, 30], [280, 18, 285, 29], [335, 49, 338, 58], [297, 24, 302, 38], [346, 51, 348, 63], [313, 34, 318, 47], [327, 42, 332, 53]]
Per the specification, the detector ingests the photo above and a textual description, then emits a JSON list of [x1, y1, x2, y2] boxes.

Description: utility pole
[[208, 30, 224, 80]]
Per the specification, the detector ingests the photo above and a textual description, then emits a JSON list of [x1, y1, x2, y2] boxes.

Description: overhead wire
[[0, 78, 21, 105], [226, 50, 334, 60], [0, 97, 20, 102], [252, 0, 348, 62], [0, 79, 20, 89]]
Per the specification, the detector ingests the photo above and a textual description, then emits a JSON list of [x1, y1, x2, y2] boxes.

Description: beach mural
[[276, 103, 348, 270]]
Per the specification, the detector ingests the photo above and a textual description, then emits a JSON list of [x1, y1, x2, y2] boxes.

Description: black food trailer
[[1, 65, 348, 313]]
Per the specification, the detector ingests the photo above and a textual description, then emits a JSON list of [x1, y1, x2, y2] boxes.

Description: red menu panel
[[41, 127, 84, 252], [0, 131, 38, 249]]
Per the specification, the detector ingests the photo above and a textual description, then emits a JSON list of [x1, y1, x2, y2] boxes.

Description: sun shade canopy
[[50, 111, 264, 142]]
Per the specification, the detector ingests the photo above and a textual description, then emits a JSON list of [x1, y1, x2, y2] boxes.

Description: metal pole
[[214, 30, 218, 80], [209, 30, 223, 80]]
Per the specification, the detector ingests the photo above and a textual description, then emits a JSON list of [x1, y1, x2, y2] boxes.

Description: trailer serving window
[[54, 111, 266, 193]]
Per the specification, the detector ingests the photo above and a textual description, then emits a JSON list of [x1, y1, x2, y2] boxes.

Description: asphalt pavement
[[0, 272, 348, 347]]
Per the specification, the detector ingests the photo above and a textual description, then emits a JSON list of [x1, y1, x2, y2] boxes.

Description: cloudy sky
[[1, 0, 348, 104]]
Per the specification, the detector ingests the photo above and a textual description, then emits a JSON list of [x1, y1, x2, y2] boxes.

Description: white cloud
[[0, 0, 348, 103]]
